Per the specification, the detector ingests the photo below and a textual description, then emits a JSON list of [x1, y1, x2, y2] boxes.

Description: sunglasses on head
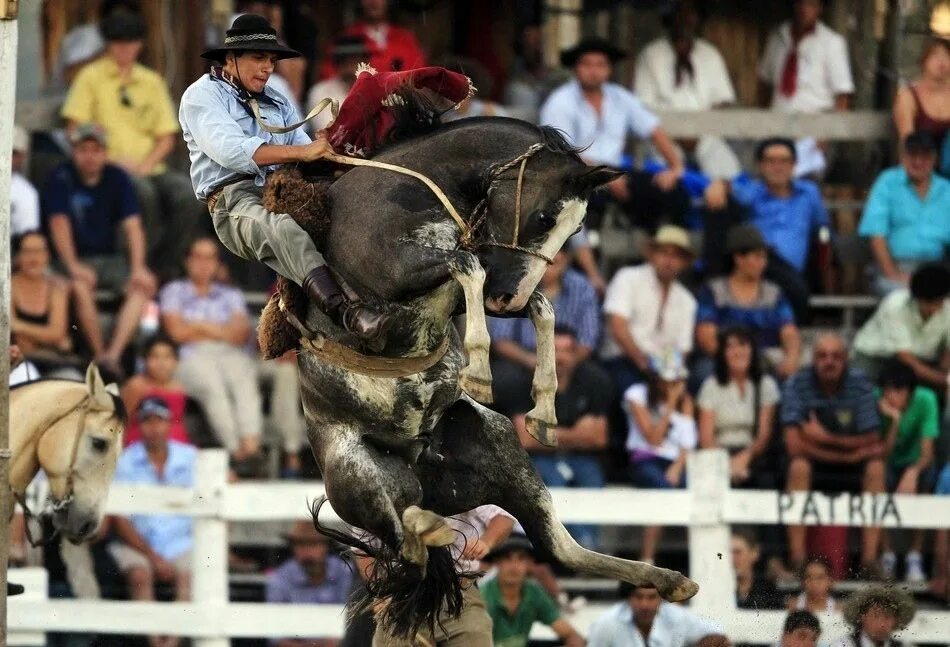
[[119, 86, 132, 108]]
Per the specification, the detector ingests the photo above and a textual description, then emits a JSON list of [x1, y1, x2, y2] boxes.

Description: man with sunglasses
[[62, 8, 202, 280], [781, 333, 886, 577]]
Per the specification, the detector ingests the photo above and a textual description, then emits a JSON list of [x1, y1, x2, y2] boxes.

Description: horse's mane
[[380, 85, 449, 147], [10, 378, 128, 424]]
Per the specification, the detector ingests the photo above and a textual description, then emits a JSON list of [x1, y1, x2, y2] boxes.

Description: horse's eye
[[90, 437, 109, 453], [537, 212, 556, 231]]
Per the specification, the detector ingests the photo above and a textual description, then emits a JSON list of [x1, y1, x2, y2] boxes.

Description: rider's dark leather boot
[[303, 266, 391, 341]]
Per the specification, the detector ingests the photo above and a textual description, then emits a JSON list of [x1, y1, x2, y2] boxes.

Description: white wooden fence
[[8, 449, 950, 645]]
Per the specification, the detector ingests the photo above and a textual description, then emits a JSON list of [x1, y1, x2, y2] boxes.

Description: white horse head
[[12, 364, 125, 543]]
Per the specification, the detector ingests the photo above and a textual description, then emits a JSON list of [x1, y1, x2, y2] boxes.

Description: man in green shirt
[[876, 360, 939, 583], [481, 535, 584, 647], [853, 263, 950, 391]]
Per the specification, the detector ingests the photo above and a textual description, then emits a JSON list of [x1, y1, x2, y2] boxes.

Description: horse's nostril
[[499, 293, 514, 305]]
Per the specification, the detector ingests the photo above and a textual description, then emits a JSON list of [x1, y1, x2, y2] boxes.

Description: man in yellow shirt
[[62, 9, 203, 280]]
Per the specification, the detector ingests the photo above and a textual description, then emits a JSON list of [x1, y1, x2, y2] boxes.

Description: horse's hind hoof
[[525, 416, 557, 447], [459, 373, 493, 404], [660, 570, 699, 602]]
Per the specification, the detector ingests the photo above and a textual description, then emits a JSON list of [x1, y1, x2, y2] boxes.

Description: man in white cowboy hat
[[836, 585, 916, 647], [601, 225, 697, 394], [179, 13, 390, 341]]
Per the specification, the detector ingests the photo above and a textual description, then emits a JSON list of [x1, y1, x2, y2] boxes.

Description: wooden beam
[[655, 109, 892, 140]]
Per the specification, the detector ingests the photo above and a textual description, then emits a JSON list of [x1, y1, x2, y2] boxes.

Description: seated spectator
[[892, 39, 950, 169], [480, 535, 584, 647], [159, 237, 262, 469], [587, 582, 726, 647], [109, 396, 194, 647], [875, 360, 938, 584], [121, 335, 191, 447], [305, 36, 370, 134], [858, 132, 950, 296], [695, 225, 802, 386], [732, 528, 782, 610], [10, 231, 81, 379], [61, 8, 202, 279], [624, 355, 696, 564], [504, 21, 570, 123], [259, 353, 307, 478], [540, 39, 690, 232], [319, 0, 425, 78], [758, 0, 854, 115], [601, 226, 697, 394], [836, 585, 916, 647], [266, 520, 353, 612], [780, 611, 822, 647], [490, 248, 600, 415], [853, 263, 950, 390], [513, 326, 611, 550], [698, 326, 780, 486], [11, 126, 39, 235], [704, 138, 829, 321], [782, 333, 885, 574], [42, 124, 156, 377], [634, 0, 741, 180], [788, 557, 839, 614]]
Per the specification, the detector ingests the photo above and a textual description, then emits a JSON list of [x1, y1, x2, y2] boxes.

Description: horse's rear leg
[[449, 253, 493, 404], [425, 399, 698, 602]]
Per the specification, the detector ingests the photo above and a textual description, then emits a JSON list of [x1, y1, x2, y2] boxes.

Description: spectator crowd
[[7, 0, 950, 645]]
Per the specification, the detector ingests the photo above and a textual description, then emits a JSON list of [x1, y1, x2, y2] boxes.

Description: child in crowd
[[875, 360, 939, 583], [121, 335, 191, 446], [788, 557, 839, 614], [779, 610, 821, 647], [624, 353, 696, 564]]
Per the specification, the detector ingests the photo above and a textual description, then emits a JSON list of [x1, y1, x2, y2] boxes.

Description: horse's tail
[[310, 497, 471, 640]]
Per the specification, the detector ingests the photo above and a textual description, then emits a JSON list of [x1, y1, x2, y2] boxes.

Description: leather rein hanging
[[15, 395, 101, 547], [250, 98, 552, 263]]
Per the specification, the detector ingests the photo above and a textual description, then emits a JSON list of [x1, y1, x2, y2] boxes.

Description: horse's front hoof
[[660, 571, 699, 602], [525, 416, 558, 447], [459, 373, 493, 404]]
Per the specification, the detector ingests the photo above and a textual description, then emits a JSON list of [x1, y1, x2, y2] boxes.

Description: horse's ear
[[85, 363, 113, 409], [571, 165, 624, 193]]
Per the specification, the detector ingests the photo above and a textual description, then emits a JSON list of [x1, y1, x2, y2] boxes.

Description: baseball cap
[[138, 396, 172, 421], [69, 124, 108, 147]]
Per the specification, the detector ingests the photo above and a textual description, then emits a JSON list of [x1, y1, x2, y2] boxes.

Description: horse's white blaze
[[407, 221, 460, 251], [510, 197, 588, 310]]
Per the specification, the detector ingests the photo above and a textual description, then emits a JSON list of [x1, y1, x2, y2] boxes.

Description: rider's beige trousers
[[211, 179, 326, 287], [372, 583, 493, 647]]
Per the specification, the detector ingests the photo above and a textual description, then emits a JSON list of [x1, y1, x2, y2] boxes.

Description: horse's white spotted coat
[[510, 197, 588, 310], [406, 221, 460, 251]]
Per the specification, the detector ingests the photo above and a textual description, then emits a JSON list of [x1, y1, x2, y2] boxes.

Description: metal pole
[[0, 1, 20, 642]]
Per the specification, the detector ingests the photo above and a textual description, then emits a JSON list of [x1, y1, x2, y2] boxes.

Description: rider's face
[[228, 51, 278, 94]]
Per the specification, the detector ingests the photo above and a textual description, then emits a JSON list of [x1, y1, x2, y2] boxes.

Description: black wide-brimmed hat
[[560, 37, 627, 67], [202, 14, 301, 62]]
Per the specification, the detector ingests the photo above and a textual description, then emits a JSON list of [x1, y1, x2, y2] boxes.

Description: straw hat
[[649, 225, 694, 257], [842, 584, 916, 629]]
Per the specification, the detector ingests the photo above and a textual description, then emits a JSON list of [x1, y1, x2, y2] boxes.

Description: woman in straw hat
[[836, 585, 916, 647]]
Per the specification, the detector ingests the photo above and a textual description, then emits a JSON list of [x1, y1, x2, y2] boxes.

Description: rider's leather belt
[[205, 174, 256, 213]]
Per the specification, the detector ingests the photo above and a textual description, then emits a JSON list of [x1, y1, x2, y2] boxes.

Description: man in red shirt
[[320, 0, 426, 78]]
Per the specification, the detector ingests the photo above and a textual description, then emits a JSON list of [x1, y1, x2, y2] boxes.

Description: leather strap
[[249, 96, 340, 135]]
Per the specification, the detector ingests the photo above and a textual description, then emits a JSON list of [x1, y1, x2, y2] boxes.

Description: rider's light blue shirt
[[540, 80, 660, 167], [114, 440, 196, 560], [178, 74, 311, 200]]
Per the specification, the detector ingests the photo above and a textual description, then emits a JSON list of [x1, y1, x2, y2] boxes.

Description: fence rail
[[9, 450, 950, 645]]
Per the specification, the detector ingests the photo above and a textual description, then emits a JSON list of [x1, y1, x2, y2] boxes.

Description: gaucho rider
[[180, 14, 472, 340]]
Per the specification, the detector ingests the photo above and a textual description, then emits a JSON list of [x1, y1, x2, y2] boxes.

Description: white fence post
[[192, 450, 229, 647], [687, 450, 735, 620]]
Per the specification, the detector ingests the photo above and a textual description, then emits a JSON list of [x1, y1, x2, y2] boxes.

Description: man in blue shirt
[[539, 38, 689, 232], [109, 396, 195, 646], [489, 248, 601, 416], [704, 137, 829, 322], [179, 14, 388, 340], [858, 131, 950, 296], [43, 124, 157, 377]]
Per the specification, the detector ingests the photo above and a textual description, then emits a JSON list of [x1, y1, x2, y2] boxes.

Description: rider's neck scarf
[[326, 64, 474, 157], [209, 65, 278, 119]]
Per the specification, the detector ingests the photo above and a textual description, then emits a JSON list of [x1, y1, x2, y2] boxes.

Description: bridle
[[15, 394, 114, 547]]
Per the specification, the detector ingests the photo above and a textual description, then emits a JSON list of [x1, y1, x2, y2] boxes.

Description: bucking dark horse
[[260, 114, 698, 638]]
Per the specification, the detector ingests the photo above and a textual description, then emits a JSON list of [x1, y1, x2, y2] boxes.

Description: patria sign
[[777, 491, 902, 526]]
